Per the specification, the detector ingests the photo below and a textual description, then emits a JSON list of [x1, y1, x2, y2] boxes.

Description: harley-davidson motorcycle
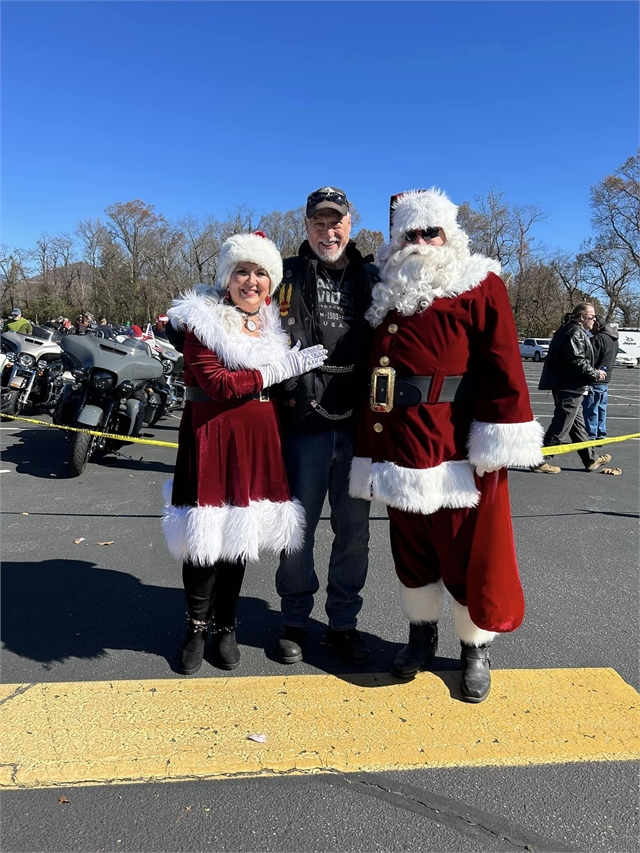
[[1, 325, 70, 416], [54, 334, 163, 477], [148, 338, 185, 423]]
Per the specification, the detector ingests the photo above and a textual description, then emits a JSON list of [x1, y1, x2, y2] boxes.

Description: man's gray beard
[[313, 242, 347, 266], [366, 243, 467, 327]]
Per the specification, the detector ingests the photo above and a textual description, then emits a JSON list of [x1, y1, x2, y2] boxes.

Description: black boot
[[179, 616, 210, 675], [210, 623, 240, 670], [208, 558, 245, 671], [277, 626, 307, 664], [391, 622, 438, 680], [460, 642, 491, 703]]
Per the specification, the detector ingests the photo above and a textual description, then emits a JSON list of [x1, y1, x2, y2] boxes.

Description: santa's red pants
[[387, 503, 476, 606], [387, 469, 525, 633]]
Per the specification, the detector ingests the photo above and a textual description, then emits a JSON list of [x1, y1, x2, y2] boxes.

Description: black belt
[[185, 386, 270, 403], [370, 368, 471, 413]]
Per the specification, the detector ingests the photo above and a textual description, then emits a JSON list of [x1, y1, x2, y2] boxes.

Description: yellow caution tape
[[540, 433, 640, 456], [0, 413, 179, 448], [2, 413, 638, 456]]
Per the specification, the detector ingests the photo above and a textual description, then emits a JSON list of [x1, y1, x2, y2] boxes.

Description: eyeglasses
[[404, 227, 441, 243], [307, 189, 348, 207], [582, 313, 596, 320]]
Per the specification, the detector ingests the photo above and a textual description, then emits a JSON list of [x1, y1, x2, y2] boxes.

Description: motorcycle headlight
[[91, 369, 115, 391], [5, 352, 16, 364], [18, 353, 36, 368], [161, 358, 174, 375], [37, 359, 48, 370]]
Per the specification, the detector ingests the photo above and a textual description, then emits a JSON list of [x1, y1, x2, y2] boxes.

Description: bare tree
[[590, 151, 640, 275], [354, 228, 384, 260]]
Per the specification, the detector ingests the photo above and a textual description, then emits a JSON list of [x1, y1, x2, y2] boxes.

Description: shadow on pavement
[[0, 430, 174, 478], [1, 559, 403, 679]]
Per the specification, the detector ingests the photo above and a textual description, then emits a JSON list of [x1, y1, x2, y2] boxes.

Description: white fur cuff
[[467, 419, 544, 471], [349, 457, 480, 515], [452, 600, 497, 646], [397, 579, 445, 623]]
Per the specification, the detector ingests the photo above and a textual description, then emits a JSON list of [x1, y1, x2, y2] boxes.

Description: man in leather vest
[[275, 187, 379, 667]]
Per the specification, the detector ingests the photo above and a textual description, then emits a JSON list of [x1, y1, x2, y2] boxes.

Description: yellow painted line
[[1, 668, 638, 789]]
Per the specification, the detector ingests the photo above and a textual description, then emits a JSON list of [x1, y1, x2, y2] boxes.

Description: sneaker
[[586, 453, 612, 472], [323, 628, 371, 666], [276, 626, 306, 664], [532, 462, 561, 474]]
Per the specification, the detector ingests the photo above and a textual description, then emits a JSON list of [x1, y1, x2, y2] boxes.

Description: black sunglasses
[[404, 227, 441, 243], [307, 190, 348, 207]]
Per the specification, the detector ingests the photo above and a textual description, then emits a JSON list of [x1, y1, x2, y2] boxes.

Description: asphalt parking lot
[[1, 361, 638, 852]]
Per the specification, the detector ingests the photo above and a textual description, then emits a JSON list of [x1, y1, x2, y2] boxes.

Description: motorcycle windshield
[[60, 335, 163, 382]]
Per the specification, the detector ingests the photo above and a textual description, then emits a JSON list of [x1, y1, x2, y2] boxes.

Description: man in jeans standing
[[535, 303, 612, 473], [582, 318, 619, 440], [275, 187, 379, 666]]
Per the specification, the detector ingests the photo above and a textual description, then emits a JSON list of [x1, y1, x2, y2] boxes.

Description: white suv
[[519, 338, 551, 362]]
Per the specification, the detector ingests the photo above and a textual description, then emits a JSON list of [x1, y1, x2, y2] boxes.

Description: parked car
[[519, 338, 551, 362], [614, 348, 638, 368]]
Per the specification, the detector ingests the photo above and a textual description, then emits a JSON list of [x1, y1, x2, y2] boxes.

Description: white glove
[[475, 464, 502, 478], [259, 341, 328, 388]]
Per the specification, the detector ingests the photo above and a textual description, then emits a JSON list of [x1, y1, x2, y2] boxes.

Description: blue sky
[[2, 1, 638, 257]]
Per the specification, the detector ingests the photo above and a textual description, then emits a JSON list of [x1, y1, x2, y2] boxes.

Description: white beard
[[366, 243, 469, 328]]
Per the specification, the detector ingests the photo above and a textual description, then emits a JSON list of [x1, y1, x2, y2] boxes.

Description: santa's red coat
[[349, 270, 543, 633]]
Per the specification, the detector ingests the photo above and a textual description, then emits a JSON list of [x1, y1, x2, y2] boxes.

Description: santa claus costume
[[163, 232, 326, 675], [349, 189, 543, 702]]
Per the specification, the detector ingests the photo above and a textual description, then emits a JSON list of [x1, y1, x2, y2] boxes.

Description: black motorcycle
[[54, 334, 163, 477]]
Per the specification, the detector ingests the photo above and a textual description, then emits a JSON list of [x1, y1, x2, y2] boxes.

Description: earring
[[265, 296, 271, 306]]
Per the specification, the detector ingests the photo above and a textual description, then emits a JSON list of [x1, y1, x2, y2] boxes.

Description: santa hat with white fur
[[216, 231, 283, 295], [388, 188, 469, 253]]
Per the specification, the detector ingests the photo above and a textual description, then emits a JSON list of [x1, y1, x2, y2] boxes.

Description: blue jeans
[[582, 383, 608, 439], [276, 428, 370, 631]]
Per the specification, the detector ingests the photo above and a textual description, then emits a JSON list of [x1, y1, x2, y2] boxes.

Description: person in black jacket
[[534, 303, 612, 473], [274, 187, 379, 667], [582, 319, 619, 440]]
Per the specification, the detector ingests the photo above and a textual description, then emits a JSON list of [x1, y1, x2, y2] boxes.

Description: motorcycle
[[53, 334, 163, 477], [1, 325, 71, 416], [148, 338, 185, 422]]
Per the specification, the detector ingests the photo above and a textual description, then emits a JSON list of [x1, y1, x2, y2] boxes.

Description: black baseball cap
[[306, 186, 350, 219]]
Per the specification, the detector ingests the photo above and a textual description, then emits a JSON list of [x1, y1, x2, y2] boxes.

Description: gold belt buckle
[[370, 366, 396, 413]]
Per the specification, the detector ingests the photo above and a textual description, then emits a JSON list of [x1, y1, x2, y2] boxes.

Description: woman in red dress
[[164, 232, 327, 674]]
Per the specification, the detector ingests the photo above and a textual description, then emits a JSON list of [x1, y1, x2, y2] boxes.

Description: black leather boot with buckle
[[179, 616, 210, 675], [391, 622, 438, 680], [210, 623, 240, 670], [460, 642, 492, 703]]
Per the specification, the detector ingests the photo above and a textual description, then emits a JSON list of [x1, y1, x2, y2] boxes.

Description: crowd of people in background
[[1, 309, 171, 344]]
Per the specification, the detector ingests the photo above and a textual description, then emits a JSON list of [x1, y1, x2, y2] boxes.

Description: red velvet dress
[[162, 292, 304, 566]]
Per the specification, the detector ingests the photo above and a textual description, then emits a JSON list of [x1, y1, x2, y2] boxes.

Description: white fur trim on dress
[[398, 579, 445, 623], [167, 290, 290, 371], [452, 599, 497, 646], [162, 483, 305, 565], [467, 419, 544, 470], [349, 457, 480, 515]]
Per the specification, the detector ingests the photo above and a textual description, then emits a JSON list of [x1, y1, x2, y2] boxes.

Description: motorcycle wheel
[[68, 430, 95, 478], [0, 389, 20, 420]]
